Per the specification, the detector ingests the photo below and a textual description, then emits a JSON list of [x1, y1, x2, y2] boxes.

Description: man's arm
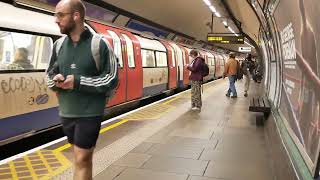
[[187, 58, 201, 72], [46, 43, 63, 92]]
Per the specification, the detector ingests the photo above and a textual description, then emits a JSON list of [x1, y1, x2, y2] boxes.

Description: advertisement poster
[[274, 0, 320, 164]]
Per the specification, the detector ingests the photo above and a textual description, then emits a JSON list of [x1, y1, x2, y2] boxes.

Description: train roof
[[0, 2, 61, 36]]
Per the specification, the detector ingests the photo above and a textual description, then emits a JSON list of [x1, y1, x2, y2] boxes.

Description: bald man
[[46, 0, 118, 179]]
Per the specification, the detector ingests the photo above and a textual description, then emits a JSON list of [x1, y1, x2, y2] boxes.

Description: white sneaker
[[192, 107, 201, 112]]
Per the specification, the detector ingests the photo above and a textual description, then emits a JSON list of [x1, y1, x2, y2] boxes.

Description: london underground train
[[0, 2, 226, 145]]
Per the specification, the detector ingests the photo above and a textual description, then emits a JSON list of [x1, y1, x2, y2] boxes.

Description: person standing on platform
[[187, 49, 204, 111], [223, 53, 238, 98], [241, 54, 254, 97], [46, 0, 118, 179]]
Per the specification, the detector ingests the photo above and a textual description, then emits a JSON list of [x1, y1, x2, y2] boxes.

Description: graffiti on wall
[[0, 72, 57, 119]]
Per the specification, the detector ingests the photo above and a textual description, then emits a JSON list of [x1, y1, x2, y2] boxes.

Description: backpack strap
[[55, 36, 67, 56], [91, 34, 102, 72], [55, 34, 111, 74]]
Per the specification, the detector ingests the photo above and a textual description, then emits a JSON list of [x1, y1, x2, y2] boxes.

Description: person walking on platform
[[187, 49, 204, 111], [46, 0, 118, 179], [241, 54, 254, 97], [223, 53, 238, 98]]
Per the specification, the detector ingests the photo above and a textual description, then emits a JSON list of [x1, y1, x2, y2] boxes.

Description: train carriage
[[204, 51, 216, 81], [0, 1, 228, 146], [0, 2, 61, 144]]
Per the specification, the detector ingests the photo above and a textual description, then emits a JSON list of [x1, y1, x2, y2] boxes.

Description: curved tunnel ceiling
[[104, 0, 261, 55]]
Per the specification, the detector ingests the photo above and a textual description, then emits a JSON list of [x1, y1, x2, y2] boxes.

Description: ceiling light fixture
[[203, 0, 211, 6], [209, 5, 216, 13], [222, 21, 228, 26], [203, 0, 240, 38], [215, 12, 221, 17]]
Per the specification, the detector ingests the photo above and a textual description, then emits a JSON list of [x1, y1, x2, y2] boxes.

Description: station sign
[[207, 34, 244, 44], [238, 47, 252, 52]]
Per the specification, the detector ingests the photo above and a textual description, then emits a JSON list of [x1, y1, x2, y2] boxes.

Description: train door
[[120, 33, 143, 101], [170, 45, 179, 83], [207, 52, 215, 80], [104, 30, 126, 106], [88, 22, 126, 106], [169, 42, 184, 88], [89, 22, 143, 104], [214, 55, 220, 77], [220, 56, 225, 77], [161, 40, 177, 89], [179, 46, 190, 86]]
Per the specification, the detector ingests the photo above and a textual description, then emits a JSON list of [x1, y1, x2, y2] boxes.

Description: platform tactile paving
[[123, 103, 175, 121], [0, 150, 71, 180]]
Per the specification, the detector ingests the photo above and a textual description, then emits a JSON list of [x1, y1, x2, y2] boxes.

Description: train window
[[155, 51, 167, 67], [141, 49, 155, 67], [121, 34, 135, 68], [0, 30, 53, 70], [209, 57, 215, 66], [107, 30, 123, 68]]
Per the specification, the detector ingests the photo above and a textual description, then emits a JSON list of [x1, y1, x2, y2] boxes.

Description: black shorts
[[61, 116, 102, 149]]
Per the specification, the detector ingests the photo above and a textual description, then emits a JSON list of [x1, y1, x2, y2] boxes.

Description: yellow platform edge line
[[162, 97, 179, 105], [99, 119, 128, 134], [50, 98, 178, 153], [53, 119, 129, 152], [53, 144, 71, 153]]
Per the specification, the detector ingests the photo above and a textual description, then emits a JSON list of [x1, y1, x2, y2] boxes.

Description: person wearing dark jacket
[[46, 0, 118, 179], [187, 49, 203, 111], [241, 54, 254, 97]]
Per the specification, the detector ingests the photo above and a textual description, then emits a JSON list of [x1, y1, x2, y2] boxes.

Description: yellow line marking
[[99, 119, 128, 133], [53, 119, 129, 152], [53, 144, 71, 153], [8, 161, 18, 180], [52, 96, 179, 152], [162, 97, 179, 105], [37, 151, 53, 174], [23, 155, 38, 180]]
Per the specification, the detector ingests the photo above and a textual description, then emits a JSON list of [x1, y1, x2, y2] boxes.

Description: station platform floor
[[0, 79, 274, 180]]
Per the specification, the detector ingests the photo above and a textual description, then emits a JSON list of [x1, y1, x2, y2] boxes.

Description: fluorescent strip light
[[228, 27, 235, 33], [227, 26, 240, 36], [222, 21, 227, 26], [203, 0, 211, 6], [209, 5, 216, 13], [245, 40, 255, 48], [215, 12, 221, 17]]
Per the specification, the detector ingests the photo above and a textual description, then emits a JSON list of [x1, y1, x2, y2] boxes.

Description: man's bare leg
[[73, 145, 94, 180]]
